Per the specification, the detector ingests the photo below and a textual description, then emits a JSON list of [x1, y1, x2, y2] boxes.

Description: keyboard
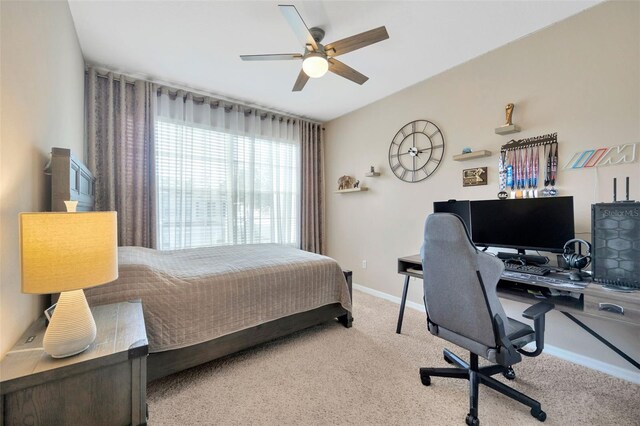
[[503, 263, 551, 276]]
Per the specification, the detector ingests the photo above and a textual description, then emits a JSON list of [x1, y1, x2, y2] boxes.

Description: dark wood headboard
[[46, 147, 95, 212]]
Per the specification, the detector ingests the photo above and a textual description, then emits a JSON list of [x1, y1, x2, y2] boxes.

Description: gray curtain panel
[[86, 67, 157, 248], [300, 121, 325, 254]]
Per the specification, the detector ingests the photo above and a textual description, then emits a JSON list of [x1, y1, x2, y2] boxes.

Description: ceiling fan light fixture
[[302, 53, 328, 78]]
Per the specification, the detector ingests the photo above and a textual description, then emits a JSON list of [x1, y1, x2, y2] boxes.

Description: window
[[155, 118, 300, 250]]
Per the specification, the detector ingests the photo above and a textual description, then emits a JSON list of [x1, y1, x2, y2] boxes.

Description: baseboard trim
[[353, 282, 640, 385], [353, 283, 425, 313], [541, 344, 640, 384]]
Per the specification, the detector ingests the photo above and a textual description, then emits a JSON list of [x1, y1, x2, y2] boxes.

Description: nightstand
[[0, 300, 148, 426]]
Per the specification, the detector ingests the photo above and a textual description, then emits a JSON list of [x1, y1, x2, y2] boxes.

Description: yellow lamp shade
[[20, 212, 118, 294]]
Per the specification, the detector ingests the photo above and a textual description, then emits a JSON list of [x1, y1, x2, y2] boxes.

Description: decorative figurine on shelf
[[495, 103, 520, 135], [462, 147, 472, 154], [505, 103, 514, 126], [354, 180, 360, 189], [365, 166, 380, 177], [337, 175, 355, 190]]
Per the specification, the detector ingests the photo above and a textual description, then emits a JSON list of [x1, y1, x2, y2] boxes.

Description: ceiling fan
[[240, 4, 389, 91]]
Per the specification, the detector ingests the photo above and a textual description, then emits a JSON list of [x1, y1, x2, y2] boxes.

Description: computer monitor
[[434, 197, 575, 254], [433, 200, 472, 233]]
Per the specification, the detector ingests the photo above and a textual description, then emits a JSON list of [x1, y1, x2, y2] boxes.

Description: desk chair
[[419, 213, 553, 425]]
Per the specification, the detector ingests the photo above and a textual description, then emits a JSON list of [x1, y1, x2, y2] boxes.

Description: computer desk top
[[397, 254, 640, 327]]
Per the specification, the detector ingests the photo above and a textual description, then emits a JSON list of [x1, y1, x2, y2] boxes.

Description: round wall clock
[[388, 119, 445, 183]]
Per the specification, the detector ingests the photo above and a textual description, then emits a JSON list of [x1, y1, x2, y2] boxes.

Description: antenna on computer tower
[[626, 177, 630, 201], [624, 176, 635, 202], [616, 176, 636, 203]]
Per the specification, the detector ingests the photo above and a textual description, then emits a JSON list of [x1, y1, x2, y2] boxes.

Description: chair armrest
[[522, 302, 554, 320], [493, 314, 522, 367], [518, 302, 554, 358]]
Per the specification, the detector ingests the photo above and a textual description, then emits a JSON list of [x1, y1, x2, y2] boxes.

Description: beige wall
[[0, 1, 85, 357], [326, 1, 639, 377]]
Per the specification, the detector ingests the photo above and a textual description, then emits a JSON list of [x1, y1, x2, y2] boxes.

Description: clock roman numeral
[[428, 129, 441, 139], [420, 163, 433, 176]]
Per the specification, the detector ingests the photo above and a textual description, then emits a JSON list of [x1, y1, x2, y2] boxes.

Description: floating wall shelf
[[452, 150, 492, 161], [335, 187, 368, 194], [365, 172, 380, 177], [495, 124, 521, 135]]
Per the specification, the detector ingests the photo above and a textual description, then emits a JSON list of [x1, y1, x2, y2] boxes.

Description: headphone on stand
[[562, 239, 592, 281]]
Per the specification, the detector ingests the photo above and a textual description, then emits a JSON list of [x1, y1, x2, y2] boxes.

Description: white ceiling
[[68, 1, 600, 122]]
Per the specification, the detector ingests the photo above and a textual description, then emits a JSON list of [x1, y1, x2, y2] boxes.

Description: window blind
[[155, 117, 300, 250]]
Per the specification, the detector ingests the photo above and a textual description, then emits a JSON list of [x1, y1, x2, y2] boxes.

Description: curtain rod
[[86, 64, 323, 126]]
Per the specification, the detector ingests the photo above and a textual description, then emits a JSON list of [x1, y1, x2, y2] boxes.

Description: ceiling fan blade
[[292, 69, 309, 92], [279, 5, 318, 51], [328, 58, 368, 85], [324, 26, 389, 57], [240, 54, 302, 61]]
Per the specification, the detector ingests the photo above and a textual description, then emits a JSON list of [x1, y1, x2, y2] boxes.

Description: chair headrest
[[425, 213, 477, 252]]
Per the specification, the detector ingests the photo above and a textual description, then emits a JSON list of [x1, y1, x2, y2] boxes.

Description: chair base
[[420, 349, 547, 425]]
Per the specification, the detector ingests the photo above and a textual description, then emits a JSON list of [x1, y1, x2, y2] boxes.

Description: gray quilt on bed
[[83, 244, 351, 352]]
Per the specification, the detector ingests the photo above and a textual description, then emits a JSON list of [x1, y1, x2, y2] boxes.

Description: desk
[[396, 254, 640, 370]]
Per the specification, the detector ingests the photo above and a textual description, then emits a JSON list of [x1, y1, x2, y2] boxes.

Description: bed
[[48, 147, 353, 381]]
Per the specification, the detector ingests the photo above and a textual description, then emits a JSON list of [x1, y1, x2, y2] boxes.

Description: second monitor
[[433, 197, 575, 255]]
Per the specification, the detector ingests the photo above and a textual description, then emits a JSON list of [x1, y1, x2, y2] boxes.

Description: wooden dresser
[[0, 300, 148, 426]]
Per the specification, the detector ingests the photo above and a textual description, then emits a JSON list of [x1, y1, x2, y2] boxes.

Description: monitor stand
[[496, 250, 549, 266]]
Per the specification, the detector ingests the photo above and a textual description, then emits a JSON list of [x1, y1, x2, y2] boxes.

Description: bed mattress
[[83, 244, 351, 352]]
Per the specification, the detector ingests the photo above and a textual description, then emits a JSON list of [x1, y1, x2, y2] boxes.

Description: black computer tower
[[591, 202, 640, 289]]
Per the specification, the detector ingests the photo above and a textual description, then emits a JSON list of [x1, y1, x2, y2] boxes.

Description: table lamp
[[20, 212, 118, 358]]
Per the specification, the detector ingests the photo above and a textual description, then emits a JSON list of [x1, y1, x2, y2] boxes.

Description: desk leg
[[396, 275, 411, 334], [562, 312, 640, 370]]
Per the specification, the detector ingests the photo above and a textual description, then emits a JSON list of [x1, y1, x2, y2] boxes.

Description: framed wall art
[[463, 167, 488, 187]]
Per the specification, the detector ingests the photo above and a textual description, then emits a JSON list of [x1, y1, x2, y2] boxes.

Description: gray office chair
[[419, 213, 553, 425]]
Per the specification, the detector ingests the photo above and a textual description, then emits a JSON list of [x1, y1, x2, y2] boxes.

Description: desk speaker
[[591, 203, 640, 289]]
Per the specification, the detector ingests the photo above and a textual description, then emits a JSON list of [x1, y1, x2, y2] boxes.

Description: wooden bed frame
[[148, 275, 352, 381], [48, 147, 353, 382]]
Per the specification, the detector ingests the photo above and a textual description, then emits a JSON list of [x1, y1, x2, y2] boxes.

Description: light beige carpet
[[147, 290, 639, 425]]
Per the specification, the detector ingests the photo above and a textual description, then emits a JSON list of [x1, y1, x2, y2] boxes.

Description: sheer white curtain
[[155, 88, 300, 250]]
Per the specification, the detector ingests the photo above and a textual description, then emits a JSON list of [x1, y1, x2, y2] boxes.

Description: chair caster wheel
[[531, 408, 546, 422], [420, 373, 431, 386], [502, 366, 516, 380], [465, 413, 480, 426]]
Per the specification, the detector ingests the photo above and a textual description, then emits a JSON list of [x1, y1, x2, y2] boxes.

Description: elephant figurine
[[338, 175, 355, 190]]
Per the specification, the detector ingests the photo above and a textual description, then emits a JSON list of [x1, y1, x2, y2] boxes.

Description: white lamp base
[[44, 289, 97, 358]]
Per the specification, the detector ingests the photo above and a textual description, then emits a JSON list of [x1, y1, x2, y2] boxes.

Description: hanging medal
[[527, 147, 534, 198], [506, 150, 514, 198], [549, 142, 558, 196], [516, 148, 524, 198], [498, 150, 508, 199], [523, 148, 530, 198], [513, 149, 519, 198], [532, 146, 539, 198], [543, 144, 551, 196]]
